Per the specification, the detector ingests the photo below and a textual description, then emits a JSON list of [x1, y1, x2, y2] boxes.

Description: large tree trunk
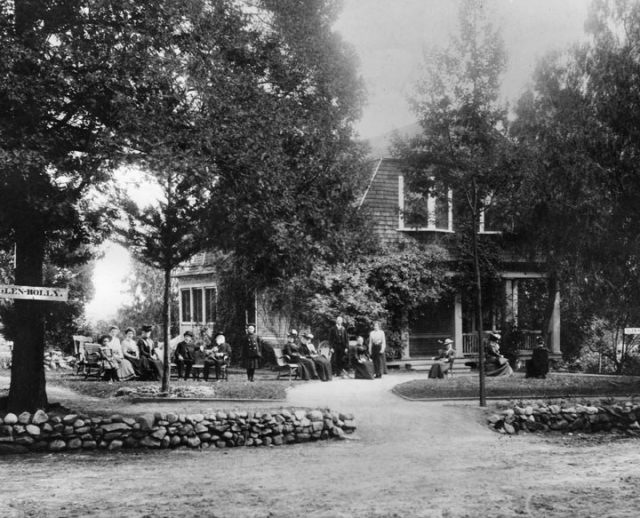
[[8, 229, 48, 413], [161, 265, 172, 392]]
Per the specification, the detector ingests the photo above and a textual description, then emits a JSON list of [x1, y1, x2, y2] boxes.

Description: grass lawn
[[43, 368, 294, 400], [394, 372, 640, 400]]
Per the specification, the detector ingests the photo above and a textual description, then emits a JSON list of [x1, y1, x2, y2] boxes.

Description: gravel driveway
[[1, 374, 640, 517]]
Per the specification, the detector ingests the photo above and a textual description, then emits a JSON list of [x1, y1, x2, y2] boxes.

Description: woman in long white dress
[[107, 326, 136, 381]]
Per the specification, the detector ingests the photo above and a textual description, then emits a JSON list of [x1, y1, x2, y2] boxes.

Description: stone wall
[[488, 401, 640, 435], [0, 408, 356, 454]]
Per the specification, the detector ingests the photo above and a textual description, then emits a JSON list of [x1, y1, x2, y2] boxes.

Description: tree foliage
[[510, 0, 640, 368], [114, 259, 178, 336], [392, 0, 517, 404]]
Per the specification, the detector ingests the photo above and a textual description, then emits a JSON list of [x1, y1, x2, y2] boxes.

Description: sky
[[85, 0, 592, 323], [336, 0, 590, 138]]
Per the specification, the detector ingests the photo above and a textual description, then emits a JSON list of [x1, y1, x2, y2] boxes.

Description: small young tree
[[393, 0, 517, 405]]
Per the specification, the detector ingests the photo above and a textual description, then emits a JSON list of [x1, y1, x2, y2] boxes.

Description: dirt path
[[2, 375, 640, 517]]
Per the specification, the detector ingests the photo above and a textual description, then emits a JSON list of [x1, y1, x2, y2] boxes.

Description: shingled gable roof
[[174, 250, 217, 277], [358, 158, 413, 247]]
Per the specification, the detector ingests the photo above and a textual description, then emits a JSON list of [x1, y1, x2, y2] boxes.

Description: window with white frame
[[479, 193, 501, 233], [180, 286, 217, 324], [398, 175, 453, 231]]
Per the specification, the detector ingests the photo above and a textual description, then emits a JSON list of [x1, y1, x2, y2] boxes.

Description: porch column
[[504, 279, 518, 326], [549, 288, 561, 354], [400, 308, 410, 359], [454, 293, 464, 358]]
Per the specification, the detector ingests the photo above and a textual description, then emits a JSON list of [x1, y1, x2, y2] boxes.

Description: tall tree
[[205, 0, 368, 289], [511, 0, 640, 370], [393, 0, 517, 405], [0, 0, 219, 411]]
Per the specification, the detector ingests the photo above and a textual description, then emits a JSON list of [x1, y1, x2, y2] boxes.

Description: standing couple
[[329, 316, 387, 379]]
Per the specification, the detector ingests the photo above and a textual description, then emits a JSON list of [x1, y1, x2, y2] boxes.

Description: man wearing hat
[[241, 324, 262, 382], [173, 330, 196, 380], [203, 331, 231, 381], [137, 325, 163, 381]]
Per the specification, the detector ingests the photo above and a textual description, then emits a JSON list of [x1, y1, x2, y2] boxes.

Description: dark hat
[[125, 327, 135, 334], [246, 323, 256, 329], [98, 334, 111, 344], [109, 325, 119, 332], [184, 330, 194, 338], [489, 332, 501, 342], [141, 324, 153, 333], [215, 331, 225, 338]]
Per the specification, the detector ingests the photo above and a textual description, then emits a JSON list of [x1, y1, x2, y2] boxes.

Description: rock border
[[0, 408, 356, 454], [487, 401, 640, 435]]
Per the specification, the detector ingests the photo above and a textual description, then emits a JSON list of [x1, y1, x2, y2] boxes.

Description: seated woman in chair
[[300, 332, 332, 381], [283, 330, 318, 380], [351, 336, 375, 380], [429, 338, 455, 379], [485, 333, 513, 377], [526, 337, 549, 379], [106, 327, 137, 381]]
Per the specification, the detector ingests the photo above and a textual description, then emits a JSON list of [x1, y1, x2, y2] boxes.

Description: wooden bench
[[273, 347, 299, 381]]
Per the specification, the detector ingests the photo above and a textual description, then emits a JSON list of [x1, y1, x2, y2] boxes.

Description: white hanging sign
[[0, 285, 68, 302]]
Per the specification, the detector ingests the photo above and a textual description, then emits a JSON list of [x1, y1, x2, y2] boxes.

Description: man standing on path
[[329, 316, 349, 377]]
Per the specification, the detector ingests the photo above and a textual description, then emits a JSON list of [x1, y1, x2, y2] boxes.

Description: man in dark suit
[[173, 330, 195, 380], [329, 316, 349, 377]]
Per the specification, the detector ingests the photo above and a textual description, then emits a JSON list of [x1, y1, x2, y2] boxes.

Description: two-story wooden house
[[360, 157, 561, 362]]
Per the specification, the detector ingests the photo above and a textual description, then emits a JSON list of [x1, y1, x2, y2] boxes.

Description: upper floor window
[[398, 175, 453, 232], [479, 193, 502, 234]]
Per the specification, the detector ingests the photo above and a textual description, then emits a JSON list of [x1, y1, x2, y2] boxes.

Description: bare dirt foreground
[[1, 375, 640, 518]]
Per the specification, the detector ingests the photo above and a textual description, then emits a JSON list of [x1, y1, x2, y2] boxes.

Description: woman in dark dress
[[283, 330, 318, 380], [137, 324, 164, 381], [241, 324, 262, 382], [300, 332, 332, 381], [352, 336, 375, 380], [485, 333, 513, 377]]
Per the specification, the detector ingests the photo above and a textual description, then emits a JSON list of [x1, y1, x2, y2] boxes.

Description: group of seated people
[[282, 330, 385, 381], [173, 329, 231, 382], [91, 325, 232, 383], [94, 324, 163, 382]]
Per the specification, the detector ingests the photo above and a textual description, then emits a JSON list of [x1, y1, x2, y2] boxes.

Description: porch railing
[[462, 330, 542, 355]]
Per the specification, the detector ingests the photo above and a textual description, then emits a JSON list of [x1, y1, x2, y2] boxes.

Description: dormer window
[[398, 175, 453, 232]]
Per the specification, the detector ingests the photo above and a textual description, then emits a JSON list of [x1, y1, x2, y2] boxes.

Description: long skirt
[[353, 359, 375, 380], [141, 357, 164, 380], [295, 357, 318, 380], [116, 358, 136, 381], [486, 358, 513, 377], [429, 362, 446, 379], [310, 356, 332, 381]]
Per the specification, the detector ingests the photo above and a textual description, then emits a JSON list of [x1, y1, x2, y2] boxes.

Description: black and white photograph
[[2, 0, 640, 516]]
